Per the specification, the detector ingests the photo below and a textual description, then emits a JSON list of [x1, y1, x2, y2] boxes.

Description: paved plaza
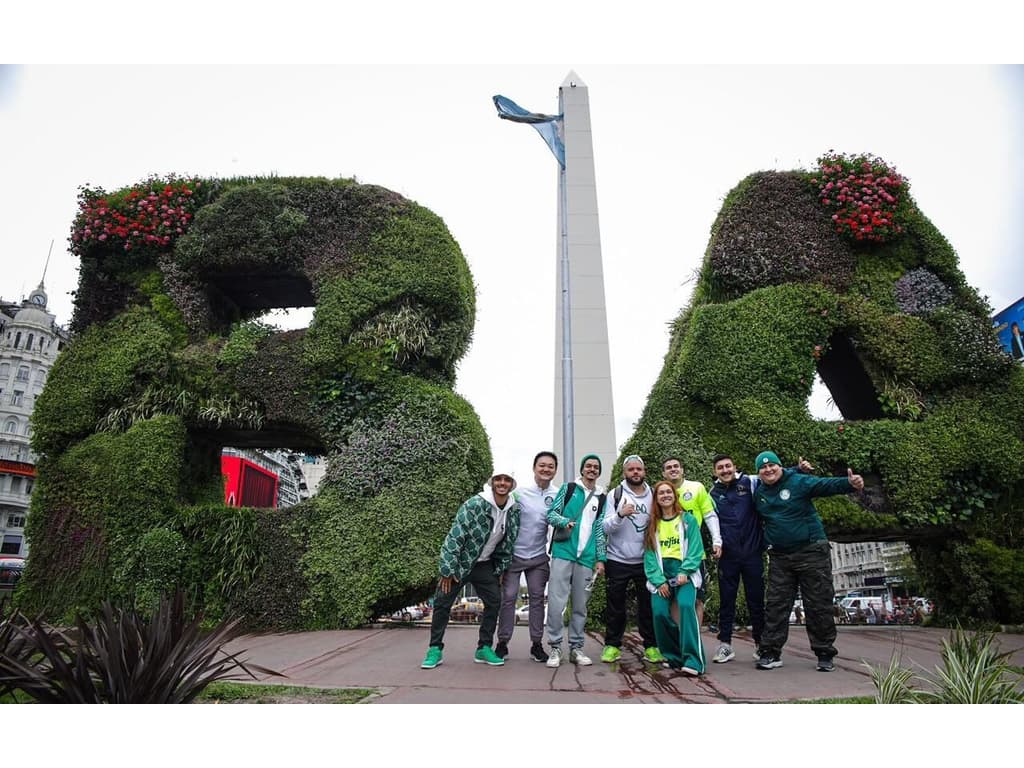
[[226, 623, 1024, 704]]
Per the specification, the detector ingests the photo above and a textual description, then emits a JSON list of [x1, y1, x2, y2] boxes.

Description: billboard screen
[[992, 295, 1024, 363]]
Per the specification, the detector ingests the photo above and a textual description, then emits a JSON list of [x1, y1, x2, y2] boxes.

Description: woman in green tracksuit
[[643, 480, 706, 676]]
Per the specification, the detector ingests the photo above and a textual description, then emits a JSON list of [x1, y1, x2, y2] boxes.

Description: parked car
[[450, 599, 483, 623], [391, 605, 424, 622], [0, 556, 25, 590], [515, 602, 547, 624]]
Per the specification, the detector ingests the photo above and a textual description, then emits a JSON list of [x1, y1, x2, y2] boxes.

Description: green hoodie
[[754, 468, 853, 554]]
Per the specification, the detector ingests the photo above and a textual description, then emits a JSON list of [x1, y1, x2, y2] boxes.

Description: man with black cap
[[544, 453, 607, 667], [421, 468, 521, 670], [752, 450, 864, 672]]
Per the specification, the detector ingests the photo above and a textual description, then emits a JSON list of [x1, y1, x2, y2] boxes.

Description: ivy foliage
[[618, 164, 1024, 623], [19, 175, 488, 630]]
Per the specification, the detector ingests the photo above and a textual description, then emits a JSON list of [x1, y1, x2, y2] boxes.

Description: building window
[[0, 362, 8, 379], [11, 391, 22, 407], [25, 479, 33, 495], [15, 366, 29, 382], [1, 535, 21, 555], [4, 419, 16, 434], [6, 516, 26, 528], [13, 332, 21, 349], [10, 477, 22, 494], [26, 334, 33, 351]]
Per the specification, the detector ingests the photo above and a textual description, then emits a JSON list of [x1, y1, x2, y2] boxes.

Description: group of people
[[420, 447, 864, 676]]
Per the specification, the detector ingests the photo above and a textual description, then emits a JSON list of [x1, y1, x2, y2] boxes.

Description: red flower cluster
[[70, 178, 202, 254], [811, 152, 907, 244]]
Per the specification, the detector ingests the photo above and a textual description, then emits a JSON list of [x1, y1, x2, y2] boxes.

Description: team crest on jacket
[[780, 489, 791, 500], [683, 491, 693, 500], [544, 495, 554, 506]]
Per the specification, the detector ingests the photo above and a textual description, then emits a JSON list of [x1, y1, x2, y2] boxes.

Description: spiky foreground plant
[[866, 625, 1024, 704], [0, 591, 278, 703]]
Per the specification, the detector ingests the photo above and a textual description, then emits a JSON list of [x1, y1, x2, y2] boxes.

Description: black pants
[[716, 551, 765, 645], [429, 560, 502, 650], [603, 559, 656, 649], [761, 541, 836, 660]]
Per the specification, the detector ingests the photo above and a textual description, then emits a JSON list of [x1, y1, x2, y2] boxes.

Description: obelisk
[[553, 71, 617, 479]]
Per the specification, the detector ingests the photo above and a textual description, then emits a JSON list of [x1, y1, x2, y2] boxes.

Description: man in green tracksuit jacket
[[421, 469, 521, 670], [544, 453, 607, 667], [752, 450, 865, 673]]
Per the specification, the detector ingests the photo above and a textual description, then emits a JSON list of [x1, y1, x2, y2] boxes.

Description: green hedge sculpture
[[19, 176, 492, 629], [610, 154, 1024, 625]]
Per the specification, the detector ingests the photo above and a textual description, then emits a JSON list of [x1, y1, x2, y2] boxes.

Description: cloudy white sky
[[3, 62, 1021, 484]]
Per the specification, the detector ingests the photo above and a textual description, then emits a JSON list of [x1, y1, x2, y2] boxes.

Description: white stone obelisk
[[553, 71, 617, 480]]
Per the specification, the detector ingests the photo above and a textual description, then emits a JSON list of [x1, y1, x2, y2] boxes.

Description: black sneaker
[[495, 641, 509, 659], [816, 657, 835, 672], [756, 654, 783, 670], [529, 643, 549, 663]]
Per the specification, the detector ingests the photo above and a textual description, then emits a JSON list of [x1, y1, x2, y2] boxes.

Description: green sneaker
[[601, 645, 621, 663], [421, 646, 443, 669], [644, 646, 668, 664], [474, 646, 505, 666]]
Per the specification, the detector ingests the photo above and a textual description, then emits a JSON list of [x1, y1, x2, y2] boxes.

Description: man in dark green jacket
[[752, 450, 864, 672]]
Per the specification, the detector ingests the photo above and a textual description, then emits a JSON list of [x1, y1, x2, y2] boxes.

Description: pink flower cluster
[[812, 153, 907, 243], [71, 178, 202, 254]]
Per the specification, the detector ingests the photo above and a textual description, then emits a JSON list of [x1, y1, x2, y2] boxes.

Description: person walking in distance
[[599, 455, 666, 664], [420, 469, 521, 670], [544, 454, 607, 668], [495, 451, 558, 663], [662, 457, 721, 628], [752, 451, 864, 672], [644, 480, 706, 676]]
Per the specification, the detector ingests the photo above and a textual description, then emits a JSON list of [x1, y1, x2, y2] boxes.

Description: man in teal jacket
[[421, 469, 521, 670], [752, 450, 864, 672], [544, 454, 607, 667]]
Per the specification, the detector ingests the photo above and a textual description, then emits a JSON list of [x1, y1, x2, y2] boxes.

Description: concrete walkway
[[226, 623, 1024, 704]]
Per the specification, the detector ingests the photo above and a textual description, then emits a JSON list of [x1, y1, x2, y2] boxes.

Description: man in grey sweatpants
[[495, 451, 558, 663]]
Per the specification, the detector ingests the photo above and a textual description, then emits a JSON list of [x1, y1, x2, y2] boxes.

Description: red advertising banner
[[0, 460, 35, 477]]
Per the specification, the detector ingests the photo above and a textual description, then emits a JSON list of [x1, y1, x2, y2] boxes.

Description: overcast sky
[[2, 63, 1022, 483]]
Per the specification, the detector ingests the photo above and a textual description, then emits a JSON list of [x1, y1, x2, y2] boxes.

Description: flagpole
[[491, 91, 574, 480]]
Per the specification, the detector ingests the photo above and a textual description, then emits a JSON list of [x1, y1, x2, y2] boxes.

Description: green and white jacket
[[438, 488, 521, 581]]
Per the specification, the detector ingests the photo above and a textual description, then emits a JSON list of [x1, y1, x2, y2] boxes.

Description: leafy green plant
[[865, 626, 1024, 703], [865, 645, 916, 703], [0, 592, 279, 703], [916, 626, 1024, 703]]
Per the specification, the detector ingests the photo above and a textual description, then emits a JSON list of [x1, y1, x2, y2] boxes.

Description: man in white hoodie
[[420, 469, 521, 670], [599, 455, 666, 664]]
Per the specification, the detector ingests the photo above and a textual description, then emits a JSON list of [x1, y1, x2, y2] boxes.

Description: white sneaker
[[712, 643, 735, 663], [752, 645, 762, 660], [570, 648, 593, 666], [546, 647, 563, 668]]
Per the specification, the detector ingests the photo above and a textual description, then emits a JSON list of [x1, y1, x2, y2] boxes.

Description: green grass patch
[[196, 681, 376, 703], [788, 696, 875, 704]]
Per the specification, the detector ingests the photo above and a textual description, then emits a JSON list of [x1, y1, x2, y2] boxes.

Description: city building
[[0, 282, 70, 556], [220, 447, 311, 508], [831, 540, 911, 598]]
